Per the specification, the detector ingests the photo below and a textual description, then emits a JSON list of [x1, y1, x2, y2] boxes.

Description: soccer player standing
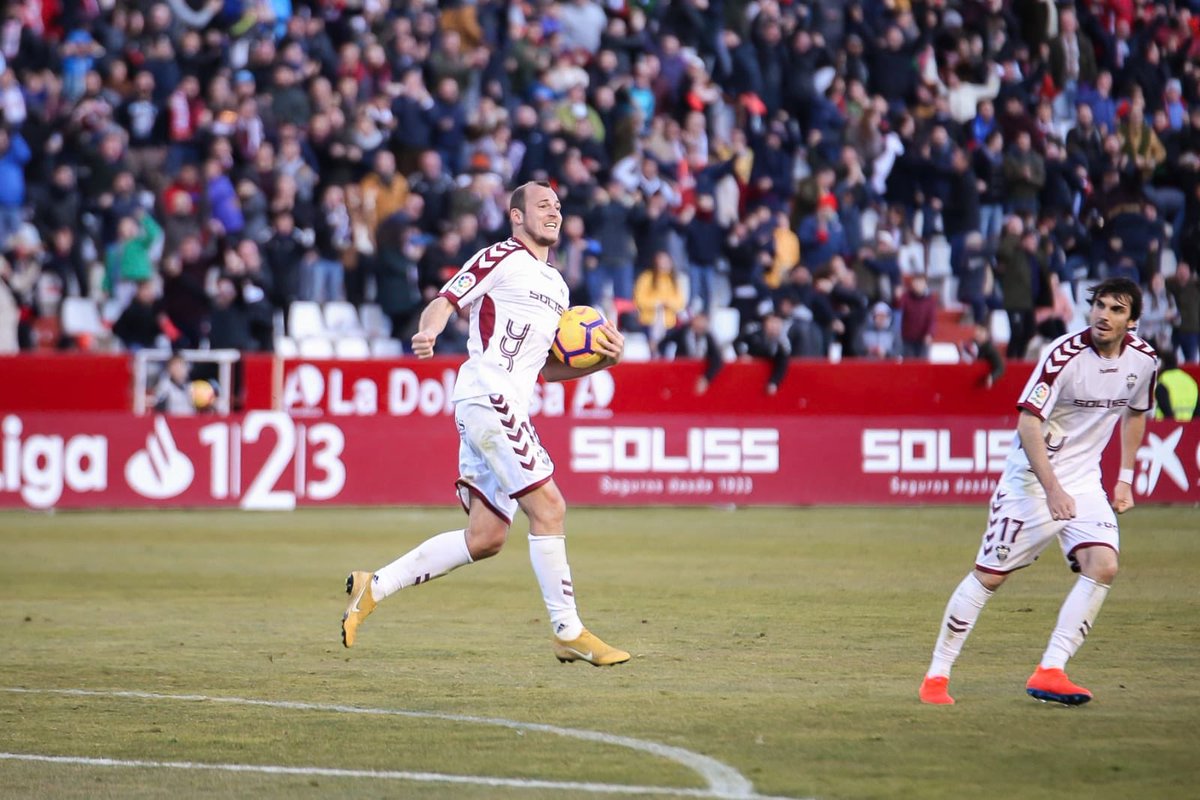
[[341, 181, 631, 666], [920, 277, 1156, 705]]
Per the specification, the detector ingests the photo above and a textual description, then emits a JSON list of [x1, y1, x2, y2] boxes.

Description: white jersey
[[1001, 329, 1157, 496], [439, 237, 569, 408]]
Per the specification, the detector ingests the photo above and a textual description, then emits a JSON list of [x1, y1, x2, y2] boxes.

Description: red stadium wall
[[1, 356, 1198, 509], [2, 353, 1038, 415]]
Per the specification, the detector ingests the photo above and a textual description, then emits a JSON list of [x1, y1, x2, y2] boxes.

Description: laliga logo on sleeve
[[447, 272, 476, 297], [125, 416, 195, 499], [1027, 382, 1051, 409], [1134, 428, 1187, 495]]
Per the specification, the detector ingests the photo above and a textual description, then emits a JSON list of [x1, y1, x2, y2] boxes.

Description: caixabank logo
[[1135, 428, 1190, 496]]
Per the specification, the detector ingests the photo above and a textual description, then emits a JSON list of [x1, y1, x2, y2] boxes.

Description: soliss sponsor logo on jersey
[[1072, 398, 1129, 408], [862, 429, 1013, 474]]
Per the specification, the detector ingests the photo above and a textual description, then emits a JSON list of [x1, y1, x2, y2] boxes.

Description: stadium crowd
[[1, 0, 1200, 380]]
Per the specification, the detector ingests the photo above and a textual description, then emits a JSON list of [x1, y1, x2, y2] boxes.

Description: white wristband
[[1118, 468, 1134, 485]]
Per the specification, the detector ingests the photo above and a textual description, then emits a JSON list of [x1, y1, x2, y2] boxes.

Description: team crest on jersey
[[1028, 382, 1051, 409], [996, 545, 1010, 562], [447, 272, 477, 298], [1126, 372, 1137, 390]]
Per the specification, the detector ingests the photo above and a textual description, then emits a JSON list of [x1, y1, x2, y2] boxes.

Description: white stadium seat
[[711, 307, 740, 345], [359, 303, 392, 338], [370, 337, 404, 357], [334, 336, 370, 359], [288, 301, 326, 338], [622, 331, 653, 362], [928, 342, 961, 364], [297, 336, 335, 358], [988, 309, 1010, 345], [898, 242, 925, 276], [61, 297, 104, 337], [274, 335, 298, 358], [324, 301, 365, 337], [927, 237, 952, 278]]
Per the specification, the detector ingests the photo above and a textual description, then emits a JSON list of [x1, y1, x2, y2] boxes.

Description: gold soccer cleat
[[553, 628, 630, 666], [341, 571, 378, 648]]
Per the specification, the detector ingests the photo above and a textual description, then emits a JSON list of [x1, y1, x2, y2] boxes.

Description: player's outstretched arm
[[1016, 409, 1076, 520], [1111, 409, 1148, 514], [411, 297, 456, 359], [541, 321, 624, 382]]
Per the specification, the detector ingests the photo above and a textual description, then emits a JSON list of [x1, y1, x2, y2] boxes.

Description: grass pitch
[[0, 506, 1197, 800]]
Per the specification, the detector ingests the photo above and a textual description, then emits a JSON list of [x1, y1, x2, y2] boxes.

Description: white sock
[[528, 534, 583, 641], [927, 573, 994, 678], [370, 529, 473, 602], [1040, 575, 1110, 670]]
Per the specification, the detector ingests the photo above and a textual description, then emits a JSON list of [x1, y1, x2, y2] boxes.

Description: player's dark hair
[[509, 181, 553, 215], [1088, 277, 1142, 321]]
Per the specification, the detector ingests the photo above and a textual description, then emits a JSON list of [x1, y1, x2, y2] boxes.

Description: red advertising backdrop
[[2, 411, 1196, 510]]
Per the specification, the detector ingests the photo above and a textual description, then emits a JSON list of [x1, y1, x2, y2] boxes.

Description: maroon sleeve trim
[[438, 290, 463, 310], [1016, 401, 1047, 420]]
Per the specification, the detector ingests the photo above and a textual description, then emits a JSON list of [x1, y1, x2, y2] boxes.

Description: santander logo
[[124, 416, 195, 500]]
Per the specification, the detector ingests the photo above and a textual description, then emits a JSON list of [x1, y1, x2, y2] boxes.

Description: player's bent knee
[[1075, 545, 1119, 585], [973, 568, 1007, 591], [521, 484, 567, 533], [466, 522, 508, 560]]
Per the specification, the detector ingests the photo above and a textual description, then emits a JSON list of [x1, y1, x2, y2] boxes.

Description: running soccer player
[[341, 181, 631, 666], [919, 277, 1156, 705]]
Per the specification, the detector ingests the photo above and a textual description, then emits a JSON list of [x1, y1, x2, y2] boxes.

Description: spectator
[[0, 127, 31, 247], [633, 251, 687, 343], [376, 221, 424, 345], [974, 130, 1007, 243], [1004, 131, 1045, 217], [658, 310, 725, 394], [113, 280, 167, 351], [961, 322, 1006, 389], [1169, 262, 1200, 363], [735, 314, 791, 395], [862, 302, 900, 360], [996, 218, 1036, 359], [1139, 271, 1179, 355], [311, 185, 351, 303], [585, 182, 639, 304], [896, 274, 938, 359], [104, 211, 163, 312], [677, 195, 725, 312], [1154, 350, 1197, 422]]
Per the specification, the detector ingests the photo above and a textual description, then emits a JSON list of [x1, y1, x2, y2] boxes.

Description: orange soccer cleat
[[1025, 667, 1093, 706], [918, 675, 955, 705]]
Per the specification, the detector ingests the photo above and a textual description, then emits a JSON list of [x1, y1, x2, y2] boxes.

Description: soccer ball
[[191, 380, 217, 411], [552, 306, 609, 368]]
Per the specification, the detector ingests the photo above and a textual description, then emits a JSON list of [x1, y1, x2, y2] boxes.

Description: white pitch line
[[0, 753, 791, 799], [1, 688, 805, 800]]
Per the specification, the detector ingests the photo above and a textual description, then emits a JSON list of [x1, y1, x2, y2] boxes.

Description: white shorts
[[974, 488, 1120, 575], [453, 394, 554, 525]]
